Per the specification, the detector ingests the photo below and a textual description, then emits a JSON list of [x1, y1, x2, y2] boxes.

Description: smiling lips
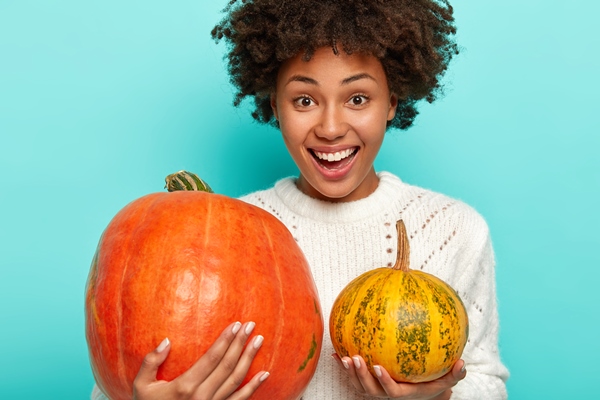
[[310, 147, 358, 173], [313, 148, 356, 162]]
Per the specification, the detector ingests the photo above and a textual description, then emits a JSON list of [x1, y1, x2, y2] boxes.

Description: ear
[[387, 93, 398, 121], [270, 93, 279, 121]]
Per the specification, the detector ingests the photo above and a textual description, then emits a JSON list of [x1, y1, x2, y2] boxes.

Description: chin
[[314, 185, 360, 203]]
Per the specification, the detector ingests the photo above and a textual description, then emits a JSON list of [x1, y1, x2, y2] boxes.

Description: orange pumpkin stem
[[393, 220, 410, 272]]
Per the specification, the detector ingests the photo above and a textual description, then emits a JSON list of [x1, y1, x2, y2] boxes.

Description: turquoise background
[[1, 0, 598, 398]]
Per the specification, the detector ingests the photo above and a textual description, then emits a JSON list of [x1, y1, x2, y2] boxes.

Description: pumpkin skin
[[85, 173, 323, 400], [329, 220, 468, 383]]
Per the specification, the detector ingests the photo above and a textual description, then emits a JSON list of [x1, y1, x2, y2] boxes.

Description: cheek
[[279, 113, 312, 146], [280, 125, 309, 164], [280, 122, 302, 146], [353, 112, 387, 142]]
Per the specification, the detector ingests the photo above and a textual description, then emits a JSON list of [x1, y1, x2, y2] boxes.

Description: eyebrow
[[285, 75, 319, 86], [285, 73, 377, 87], [341, 73, 376, 85]]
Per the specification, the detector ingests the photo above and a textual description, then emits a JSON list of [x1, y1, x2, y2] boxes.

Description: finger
[[331, 353, 349, 371], [351, 355, 387, 396], [227, 370, 270, 400], [337, 355, 368, 394], [194, 321, 256, 398], [134, 337, 171, 386], [178, 321, 243, 384], [419, 359, 466, 394], [212, 333, 266, 399], [374, 360, 466, 398], [370, 364, 413, 398], [453, 359, 467, 380]]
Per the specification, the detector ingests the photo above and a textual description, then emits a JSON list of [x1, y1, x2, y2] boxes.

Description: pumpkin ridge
[[394, 273, 431, 379], [416, 271, 467, 369], [358, 268, 393, 370], [196, 195, 213, 356], [132, 195, 179, 384], [372, 273, 390, 357], [144, 194, 178, 380], [259, 214, 285, 374], [354, 276, 375, 363], [416, 274, 444, 377], [114, 195, 157, 394], [331, 270, 377, 357]]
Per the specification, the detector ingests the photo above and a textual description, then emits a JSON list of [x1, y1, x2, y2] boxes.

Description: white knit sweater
[[91, 172, 508, 400]]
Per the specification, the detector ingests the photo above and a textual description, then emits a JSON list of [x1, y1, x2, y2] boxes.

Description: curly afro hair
[[212, 0, 459, 130]]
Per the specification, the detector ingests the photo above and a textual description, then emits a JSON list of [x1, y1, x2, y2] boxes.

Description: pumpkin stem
[[165, 171, 213, 193], [393, 220, 410, 271]]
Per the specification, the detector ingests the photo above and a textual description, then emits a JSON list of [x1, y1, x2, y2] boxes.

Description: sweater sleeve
[[449, 218, 509, 400]]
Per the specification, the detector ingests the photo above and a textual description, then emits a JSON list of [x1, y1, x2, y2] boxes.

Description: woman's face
[[271, 47, 397, 203]]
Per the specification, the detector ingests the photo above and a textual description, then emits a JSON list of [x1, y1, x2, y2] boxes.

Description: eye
[[349, 95, 369, 107], [294, 96, 315, 107]]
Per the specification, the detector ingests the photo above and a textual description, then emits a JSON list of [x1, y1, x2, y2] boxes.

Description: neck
[[296, 168, 379, 203]]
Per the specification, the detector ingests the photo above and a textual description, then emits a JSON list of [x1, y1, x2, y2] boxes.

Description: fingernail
[[259, 371, 270, 382], [253, 335, 264, 349], [460, 363, 467, 374], [342, 359, 349, 369], [232, 322, 242, 335], [156, 337, 169, 353], [352, 356, 361, 369], [374, 365, 382, 377], [245, 321, 256, 335]]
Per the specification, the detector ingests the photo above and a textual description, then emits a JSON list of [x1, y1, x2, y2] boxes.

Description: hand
[[332, 354, 466, 400], [133, 321, 269, 400]]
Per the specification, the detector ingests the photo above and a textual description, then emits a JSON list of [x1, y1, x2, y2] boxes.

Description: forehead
[[277, 46, 388, 87]]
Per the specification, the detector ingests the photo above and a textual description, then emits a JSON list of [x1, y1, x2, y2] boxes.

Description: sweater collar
[[273, 171, 404, 223]]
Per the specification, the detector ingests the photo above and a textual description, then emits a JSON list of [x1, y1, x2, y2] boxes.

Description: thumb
[[451, 359, 467, 381], [135, 338, 171, 384]]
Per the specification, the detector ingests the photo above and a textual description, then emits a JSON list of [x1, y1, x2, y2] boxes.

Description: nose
[[314, 105, 348, 141]]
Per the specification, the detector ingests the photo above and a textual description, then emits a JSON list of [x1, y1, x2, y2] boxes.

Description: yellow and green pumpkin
[[329, 220, 468, 383]]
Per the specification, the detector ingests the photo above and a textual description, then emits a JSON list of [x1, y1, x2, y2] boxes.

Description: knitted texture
[[90, 171, 508, 400], [239, 172, 509, 399]]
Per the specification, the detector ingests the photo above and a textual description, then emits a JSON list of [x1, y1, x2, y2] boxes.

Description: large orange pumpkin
[[329, 220, 468, 383], [85, 171, 323, 400]]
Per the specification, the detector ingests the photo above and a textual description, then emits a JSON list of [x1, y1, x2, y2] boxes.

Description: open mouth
[[310, 147, 358, 170]]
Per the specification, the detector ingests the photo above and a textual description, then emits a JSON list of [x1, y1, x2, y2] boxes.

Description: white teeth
[[314, 148, 356, 161]]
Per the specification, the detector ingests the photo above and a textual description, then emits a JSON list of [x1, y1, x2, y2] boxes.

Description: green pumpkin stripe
[[297, 334, 318, 372]]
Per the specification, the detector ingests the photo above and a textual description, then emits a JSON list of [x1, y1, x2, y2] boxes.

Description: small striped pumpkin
[[329, 220, 468, 383], [85, 171, 323, 400]]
